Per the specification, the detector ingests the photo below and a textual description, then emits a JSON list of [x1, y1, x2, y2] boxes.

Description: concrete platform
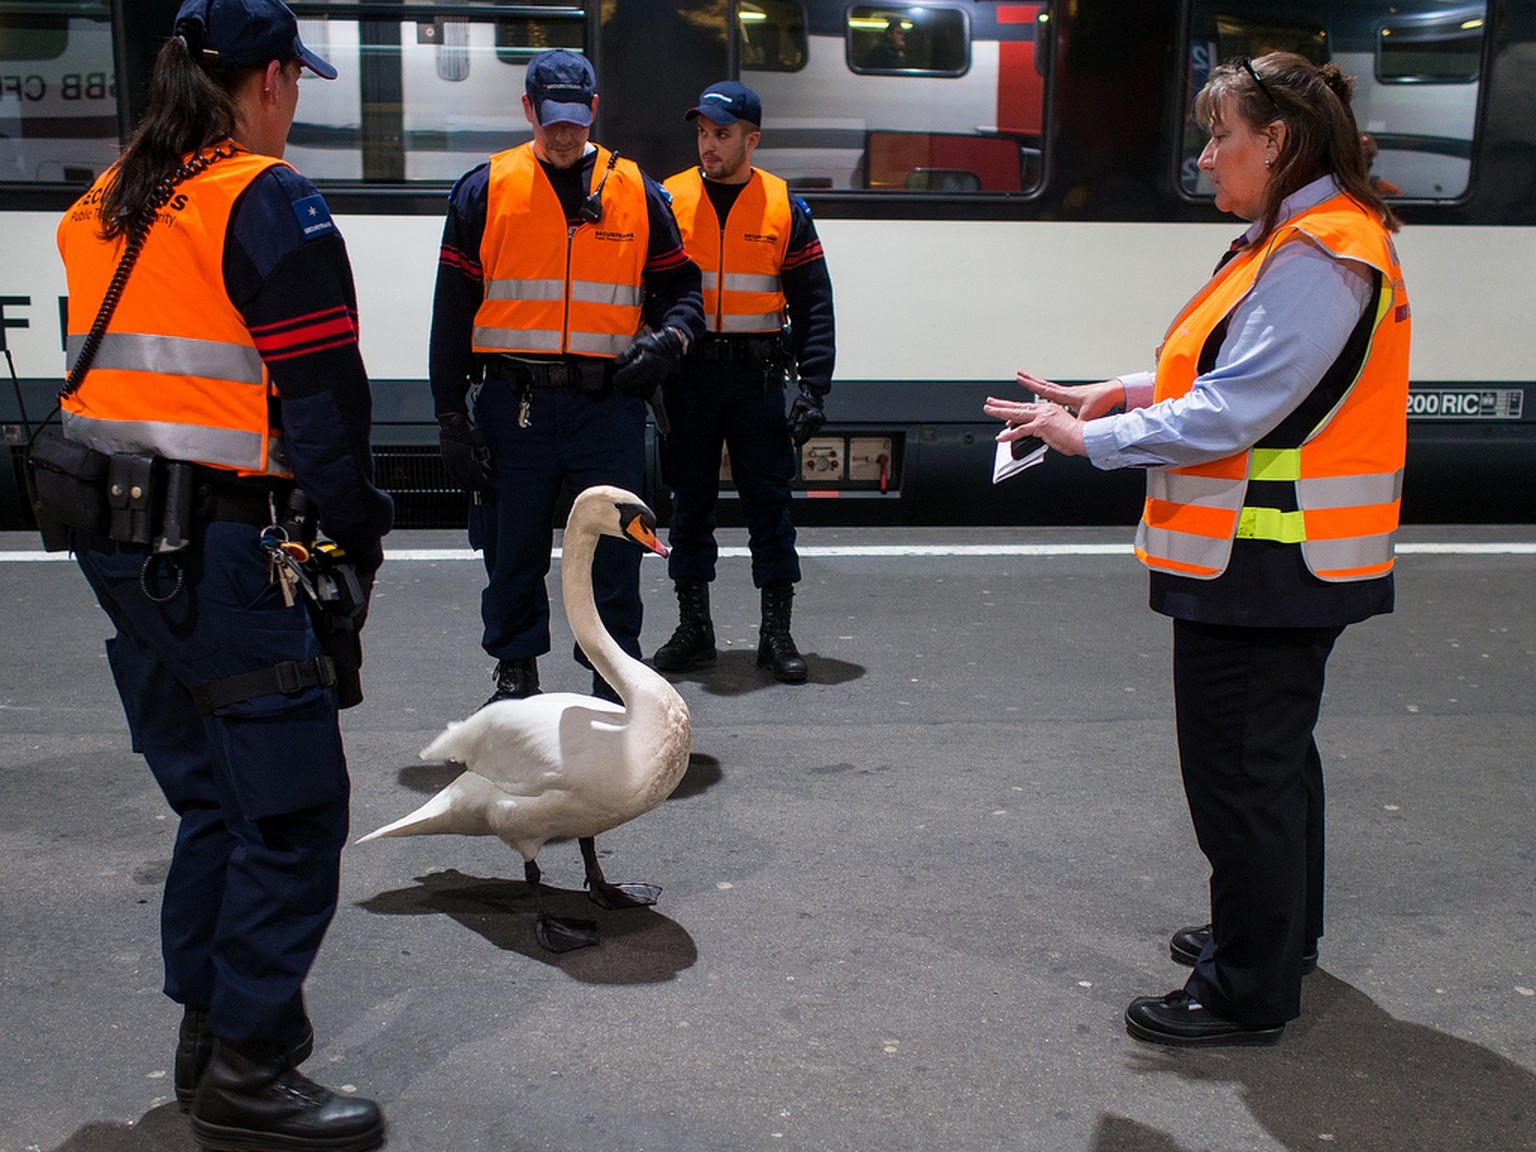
[[3, 523, 1534, 1152]]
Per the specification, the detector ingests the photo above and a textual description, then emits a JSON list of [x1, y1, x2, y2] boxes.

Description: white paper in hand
[[993, 431, 1047, 483]]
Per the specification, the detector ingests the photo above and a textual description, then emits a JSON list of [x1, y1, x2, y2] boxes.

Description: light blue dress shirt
[[1081, 176, 1377, 471]]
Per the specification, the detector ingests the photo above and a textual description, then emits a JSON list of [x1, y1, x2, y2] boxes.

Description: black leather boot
[[484, 656, 540, 707], [652, 579, 717, 671], [175, 1007, 315, 1112], [757, 581, 807, 683], [191, 1039, 384, 1152]]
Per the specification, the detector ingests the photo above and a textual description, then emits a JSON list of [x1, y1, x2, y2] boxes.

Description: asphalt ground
[[2, 523, 1534, 1152]]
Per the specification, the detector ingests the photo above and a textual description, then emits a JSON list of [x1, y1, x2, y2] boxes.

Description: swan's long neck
[[561, 519, 646, 702]]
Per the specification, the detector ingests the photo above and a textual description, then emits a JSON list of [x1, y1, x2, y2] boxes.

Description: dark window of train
[[740, 0, 807, 72], [847, 6, 969, 77], [1377, 11, 1485, 83], [0, 2, 118, 185], [275, 6, 586, 184]]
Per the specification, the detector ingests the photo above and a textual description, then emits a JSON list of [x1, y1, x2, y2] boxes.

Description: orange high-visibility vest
[[663, 166, 790, 334], [1135, 194, 1411, 582], [56, 147, 292, 477], [474, 143, 649, 358]]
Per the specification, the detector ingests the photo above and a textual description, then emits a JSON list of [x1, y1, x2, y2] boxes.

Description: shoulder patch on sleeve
[[292, 194, 336, 240]]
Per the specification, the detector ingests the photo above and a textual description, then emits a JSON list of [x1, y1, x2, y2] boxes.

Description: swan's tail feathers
[[419, 718, 471, 764], [356, 789, 461, 843]]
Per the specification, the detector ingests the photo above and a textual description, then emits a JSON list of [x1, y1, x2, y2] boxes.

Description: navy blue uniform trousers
[[660, 357, 799, 588], [72, 522, 349, 1050], [1174, 618, 1342, 1028], [473, 378, 647, 663]]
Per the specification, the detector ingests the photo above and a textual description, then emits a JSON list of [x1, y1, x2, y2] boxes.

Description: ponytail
[[98, 33, 249, 239]]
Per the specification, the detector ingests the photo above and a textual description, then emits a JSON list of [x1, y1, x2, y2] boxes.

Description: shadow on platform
[[357, 868, 697, 984], [1114, 971, 1536, 1151]]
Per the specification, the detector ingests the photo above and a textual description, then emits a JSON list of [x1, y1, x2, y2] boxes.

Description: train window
[[847, 6, 969, 76], [279, 5, 586, 183], [0, 1, 117, 184], [748, 3, 1046, 194], [740, 0, 807, 72], [1180, 2, 1487, 203], [1377, 5, 1485, 83]]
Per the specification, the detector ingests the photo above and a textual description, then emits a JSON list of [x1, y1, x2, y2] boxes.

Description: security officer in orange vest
[[655, 82, 836, 683], [53, 1, 390, 1146], [430, 49, 703, 707], [985, 53, 1409, 1046]]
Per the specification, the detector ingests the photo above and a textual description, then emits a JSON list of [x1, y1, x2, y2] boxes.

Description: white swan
[[359, 485, 692, 951]]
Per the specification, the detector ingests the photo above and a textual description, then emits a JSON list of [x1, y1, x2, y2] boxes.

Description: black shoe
[[757, 581, 807, 684], [1125, 989, 1285, 1047], [591, 671, 622, 705], [191, 1040, 384, 1152], [485, 657, 540, 707], [653, 579, 716, 671], [653, 618, 718, 671], [175, 1008, 315, 1113], [1170, 924, 1319, 975]]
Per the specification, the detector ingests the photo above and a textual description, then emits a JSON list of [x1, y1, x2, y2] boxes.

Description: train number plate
[[1407, 388, 1524, 420]]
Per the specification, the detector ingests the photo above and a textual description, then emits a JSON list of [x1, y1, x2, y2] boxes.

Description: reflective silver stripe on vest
[[1295, 469, 1403, 509], [474, 327, 562, 352], [570, 279, 644, 307], [1134, 521, 1231, 576], [721, 271, 781, 294], [484, 277, 565, 302], [66, 332, 265, 385], [718, 311, 784, 333], [61, 410, 277, 473], [1146, 469, 1247, 510], [568, 330, 631, 356], [1303, 531, 1397, 577]]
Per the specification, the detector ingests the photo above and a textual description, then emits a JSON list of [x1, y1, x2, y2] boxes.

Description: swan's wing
[[422, 692, 629, 799]]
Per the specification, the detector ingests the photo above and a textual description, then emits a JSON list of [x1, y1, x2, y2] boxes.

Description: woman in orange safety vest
[[984, 53, 1409, 1048], [53, 1, 389, 1147]]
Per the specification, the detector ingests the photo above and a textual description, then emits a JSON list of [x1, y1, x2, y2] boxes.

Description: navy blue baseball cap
[[175, 0, 337, 79], [526, 49, 596, 126], [685, 81, 762, 127]]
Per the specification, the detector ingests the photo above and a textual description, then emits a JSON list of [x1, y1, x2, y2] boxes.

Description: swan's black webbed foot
[[525, 856, 599, 951], [580, 836, 661, 910], [586, 880, 661, 910], [536, 916, 599, 952]]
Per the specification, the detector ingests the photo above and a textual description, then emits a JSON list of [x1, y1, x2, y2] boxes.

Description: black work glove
[[788, 389, 826, 448], [613, 328, 684, 397], [437, 411, 492, 491]]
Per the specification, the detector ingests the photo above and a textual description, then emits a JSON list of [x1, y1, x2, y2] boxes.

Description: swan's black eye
[[615, 501, 655, 534]]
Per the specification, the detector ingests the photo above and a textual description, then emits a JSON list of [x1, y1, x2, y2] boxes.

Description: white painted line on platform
[[4, 541, 1534, 563]]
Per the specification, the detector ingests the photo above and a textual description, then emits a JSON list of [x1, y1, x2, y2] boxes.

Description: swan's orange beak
[[624, 516, 668, 557]]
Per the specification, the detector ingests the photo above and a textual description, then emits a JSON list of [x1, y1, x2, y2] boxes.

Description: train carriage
[[3, 0, 1533, 528]]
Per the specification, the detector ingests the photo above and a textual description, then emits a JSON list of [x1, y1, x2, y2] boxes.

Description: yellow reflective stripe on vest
[[66, 332, 265, 386], [1249, 447, 1301, 482], [1235, 506, 1306, 542]]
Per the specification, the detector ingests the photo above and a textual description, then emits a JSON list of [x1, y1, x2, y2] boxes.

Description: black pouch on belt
[[106, 452, 158, 546], [24, 431, 110, 550]]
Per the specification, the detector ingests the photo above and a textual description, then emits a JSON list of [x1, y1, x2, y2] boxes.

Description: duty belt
[[697, 334, 783, 364], [480, 354, 610, 391], [191, 466, 292, 526]]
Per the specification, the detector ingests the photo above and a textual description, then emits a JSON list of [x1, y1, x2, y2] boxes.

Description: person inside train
[[50, 0, 392, 1145], [653, 81, 837, 684], [984, 52, 1410, 1047], [429, 48, 703, 707]]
